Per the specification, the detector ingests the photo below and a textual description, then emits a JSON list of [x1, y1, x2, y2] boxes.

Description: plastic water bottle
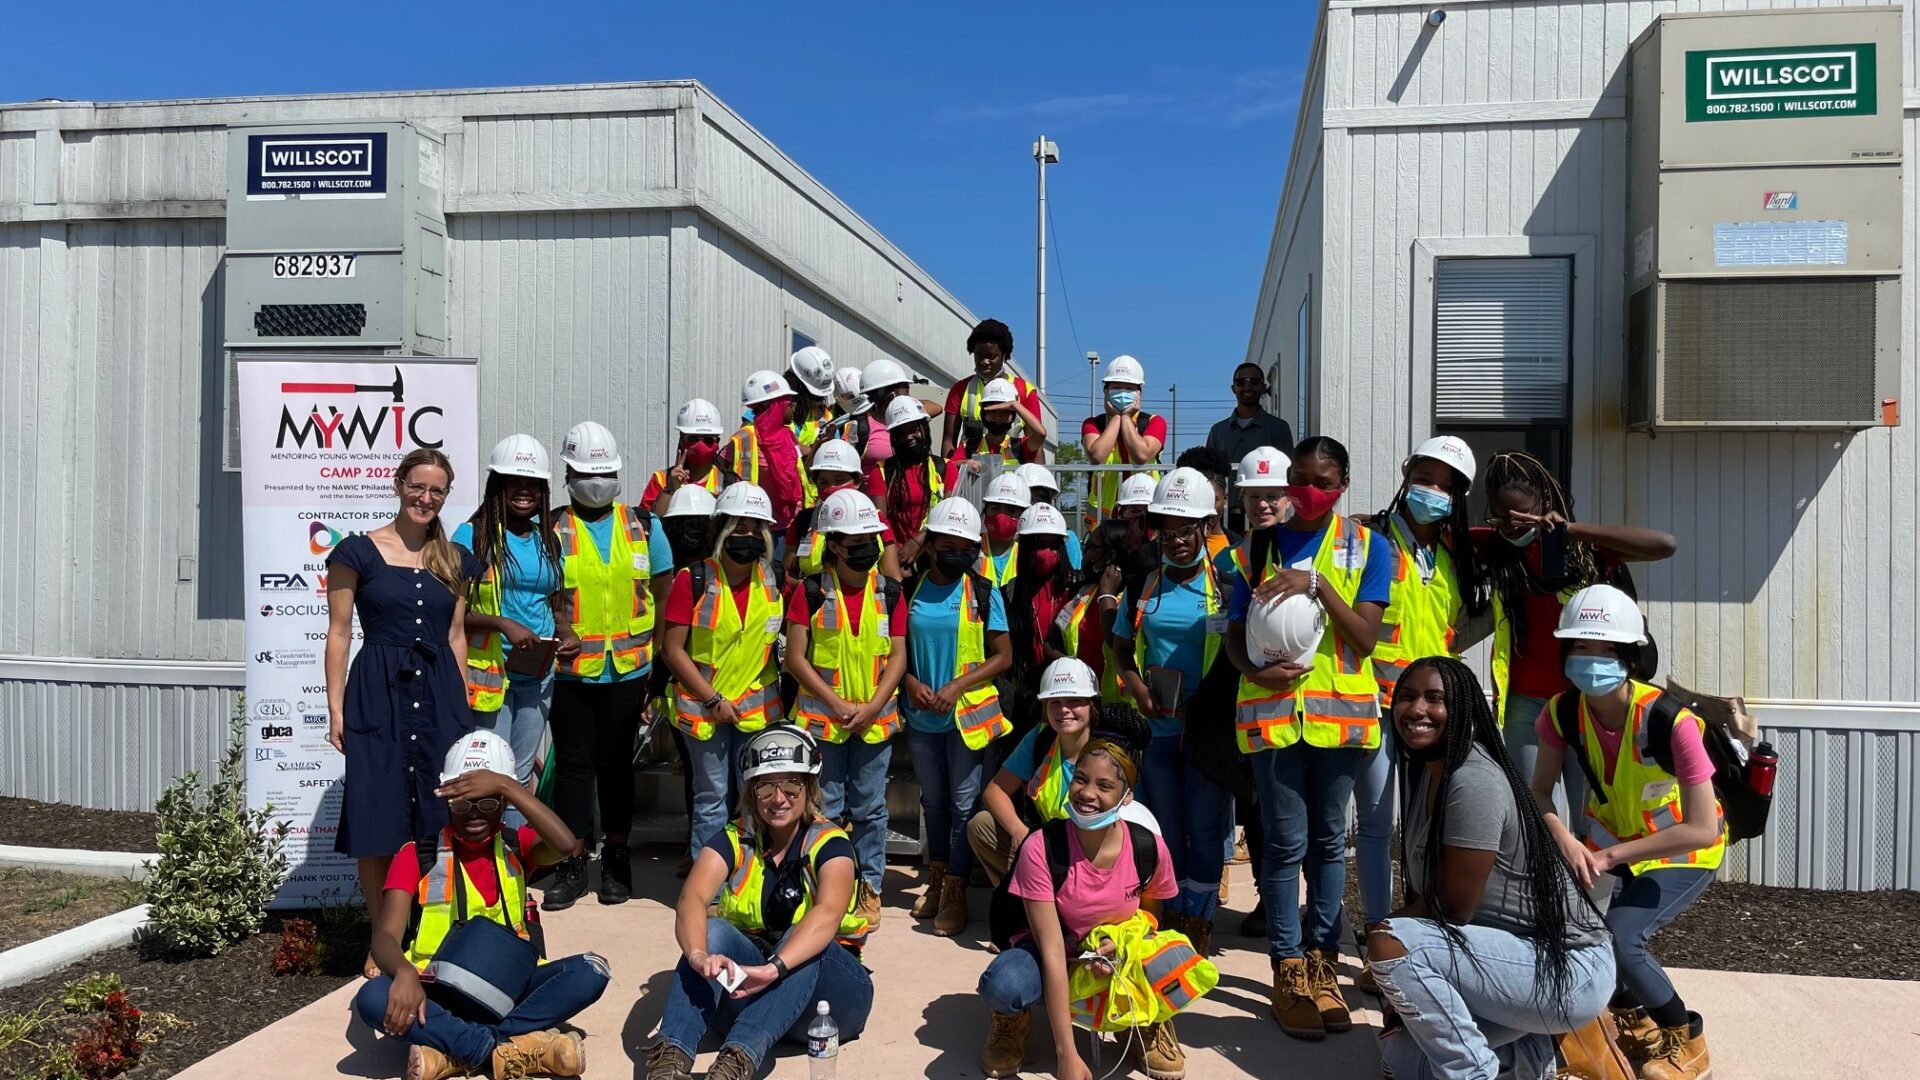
[[806, 999, 839, 1078]]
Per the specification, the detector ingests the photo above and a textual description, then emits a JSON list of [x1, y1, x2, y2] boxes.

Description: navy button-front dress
[[325, 533, 484, 858]]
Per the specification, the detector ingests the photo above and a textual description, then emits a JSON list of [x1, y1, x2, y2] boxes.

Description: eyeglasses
[[448, 796, 503, 815], [752, 778, 807, 801], [684, 435, 720, 447], [1157, 521, 1205, 541], [402, 481, 450, 502]]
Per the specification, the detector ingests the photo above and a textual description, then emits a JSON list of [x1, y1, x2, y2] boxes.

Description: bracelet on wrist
[[702, 692, 724, 709], [768, 954, 790, 982]]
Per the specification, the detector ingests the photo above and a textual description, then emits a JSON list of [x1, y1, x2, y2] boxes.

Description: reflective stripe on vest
[[715, 819, 871, 946], [1571, 683, 1727, 876], [977, 543, 1019, 588], [793, 571, 901, 745], [1370, 515, 1461, 697], [1142, 936, 1208, 1014], [465, 556, 508, 713], [1024, 737, 1072, 822], [728, 426, 761, 486], [669, 559, 784, 741], [1490, 583, 1579, 726], [554, 505, 655, 679], [1129, 564, 1224, 714], [404, 831, 530, 970], [1055, 590, 1123, 704], [912, 574, 1009, 750]]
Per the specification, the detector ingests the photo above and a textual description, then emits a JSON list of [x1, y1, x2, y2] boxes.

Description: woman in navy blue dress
[[324, 448, 484, 977]]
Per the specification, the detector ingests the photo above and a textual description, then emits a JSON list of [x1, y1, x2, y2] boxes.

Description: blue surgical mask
[[1068, 801, 1123, 830], [1504, 527, 1538, 548], [1565, 655, 1629, 697], [1162, 546, 1206, 569], [1406, 486, 1452, 525], [1106, 389, 1139, 411]]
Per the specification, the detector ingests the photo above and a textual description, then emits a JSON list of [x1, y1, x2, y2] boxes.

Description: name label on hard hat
[[246, 133, 389, 197]]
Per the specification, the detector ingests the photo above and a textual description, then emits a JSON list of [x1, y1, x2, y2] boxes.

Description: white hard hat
[[834, 368, 869, 414], [560, 420, 621, 474], [789, 345, 837, 398], [980, 377, 1019, 406], [662, 484, 717, 519], [926, 498, 983, 543], [739, 725, 823, 783], [884, 396, 932, 430], [984, 472, 1032, 509], [741, 369, 795, 407], [1246, 593, 1327, 668], [816, 489, 886, 536], [487, 434, 552, 481], [1015, 462, 1059, 493], [1404, 435, 1477, 488], [1115, 472, 1158, 508], [675, 398, 727, 437], [1036, 657, 1099, 700], [440, 729, 517, 785], [1236, 446, 1291, 490], [1103, 355, 1145, 386], [1148, 467, 1216, 519], [861, 358, 911, 394], [713, 482, 775, 524], [1554, 584, 1648, 645], [1018, 502, 1069, 538], [810, 438, 863, 476]]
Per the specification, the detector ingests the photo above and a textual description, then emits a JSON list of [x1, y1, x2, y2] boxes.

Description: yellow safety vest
[[668, 559, 784, 741], [977, 542, 1020, 588], [727, 425, 761, 486], [1089, 412, 1162, 514], [792, 571, 902, 745], [716, 819, 871, 946], [1564, 682, 1727, 877], [404, 831, 532, 970], [464, 556, 509, 714], [553, 505, 655, 679], [909, 573, 1010, 750], [1024, 735, 1073, 822], [1053, 588, 1124, 704], [957, 373, 1035, 423], [1129, 564, 1224, 715], [1066, 910, 1218, 1032], [792, 496, 889, 578], [1233, 514, 1382, 753], [1370, 515, 1462, 699]]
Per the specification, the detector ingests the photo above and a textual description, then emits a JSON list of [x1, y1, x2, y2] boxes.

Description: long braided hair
[[1376, 459, 1489, 617], [1394, 656, 1586, 1014], [1482, 451, 1604, 638], [465, 469, 561, 591]]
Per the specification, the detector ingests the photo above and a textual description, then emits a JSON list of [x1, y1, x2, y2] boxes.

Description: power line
[[1046, 201, 1084, 363]]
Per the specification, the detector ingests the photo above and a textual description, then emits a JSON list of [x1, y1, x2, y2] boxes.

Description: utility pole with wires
[[1169, 383, 1179, 461], [1033, 135, 1059, 395]]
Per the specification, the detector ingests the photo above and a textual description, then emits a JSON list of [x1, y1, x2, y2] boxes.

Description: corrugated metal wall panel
[[63, 127, 226, 204], [456, 112, 678, 196], [0, 134, 33, 206], [0, 680, 236, 813]]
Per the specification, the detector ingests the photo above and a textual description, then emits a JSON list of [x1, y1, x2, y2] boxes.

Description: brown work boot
[[1641, 1015, 1712, 1080], [1231, 831, 1250, 864], [979, 1009, 1031, 1078], [1219, 865, 1231, 904], [1611, 1006, 1659, 1065], [1132, 1019, 1186, 1080], [932, 872, 970, 936], [1271, 956, 1325, 1039], [407, 1044, 467, 1080], [910, 861, 947, 920], [855, 880, 883, 930], [1309, 950, 1352, 1032], [489, 1029, 583, 1079], [704, 1046, 756, 1080], [641, 1041, 692, 1080]]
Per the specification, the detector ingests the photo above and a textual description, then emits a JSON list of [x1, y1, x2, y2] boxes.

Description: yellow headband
[[1080, 739, 1138, 788]]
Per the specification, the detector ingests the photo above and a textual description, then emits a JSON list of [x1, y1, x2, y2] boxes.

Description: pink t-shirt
[[1536, 698, 1715, 786], [1008, 824, 1177, 943]]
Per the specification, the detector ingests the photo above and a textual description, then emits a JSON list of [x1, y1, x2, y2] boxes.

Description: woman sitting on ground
[[645, 726, 874, 1080], [1367, 657, 1613, 1080], [968, 656, 1100, 885]]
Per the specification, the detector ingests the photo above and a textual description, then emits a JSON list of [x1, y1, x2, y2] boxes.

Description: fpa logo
[[259, 572, 312, 592], [309, 521, 345, 556], [1763, 192, 1798, 211]]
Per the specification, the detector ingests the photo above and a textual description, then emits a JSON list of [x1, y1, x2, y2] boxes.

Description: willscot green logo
[[1685, 43, 1876, 123]]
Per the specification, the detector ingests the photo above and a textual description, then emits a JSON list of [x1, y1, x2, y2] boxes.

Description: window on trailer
[[1431, 256, 1572, 484]]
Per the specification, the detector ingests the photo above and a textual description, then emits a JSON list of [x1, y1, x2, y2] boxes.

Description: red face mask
[[681, 439, 718, 471], [985, 512, 1020, 544], [1286, 483, 1342, 521], [1027, 547, 1063, 577]]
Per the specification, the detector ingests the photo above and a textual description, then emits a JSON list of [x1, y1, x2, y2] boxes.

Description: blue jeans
[[1608, 867, 1713, 1011], [1353, 718, 1397, 925], [819, 737, 894, 891], [976, 939, 1046, 1014], [906, 728, 985, 878], [1249, 744, 1362, 958], [656, 918, 873, 1068], [352, 953, 611, 1070], [1504, 692, 1586, 826], [1139, 734, 1232, 920], [481, 674, 553, 828], [1371, 917, 1615, 1080], [682, 726, 743, 858]]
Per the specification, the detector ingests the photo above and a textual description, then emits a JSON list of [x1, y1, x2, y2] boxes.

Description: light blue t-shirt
[[450, 522, 559, 679], [1226, 521, 1391, 622], [554, 508, 675, 684], [1064, 531, 1083, 572], [1113, 567, 1218, 737], [903, 575, 1010, 734], [1000, 723, 1072, 787]]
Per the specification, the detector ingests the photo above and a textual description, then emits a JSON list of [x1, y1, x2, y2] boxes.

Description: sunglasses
[[448, 796, 504, 815], [752, 778, 807, 801]]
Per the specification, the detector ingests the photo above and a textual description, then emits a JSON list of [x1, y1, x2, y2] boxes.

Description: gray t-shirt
[[1404, 745, 1607, 949]]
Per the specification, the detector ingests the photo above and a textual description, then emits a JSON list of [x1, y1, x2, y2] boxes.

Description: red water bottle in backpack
[[1746, 741, 1778, 797]]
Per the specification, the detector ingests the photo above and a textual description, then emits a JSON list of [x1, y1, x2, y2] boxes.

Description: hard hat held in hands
[[488, 434, 552, 481], [1247, 593, 1327, 668]]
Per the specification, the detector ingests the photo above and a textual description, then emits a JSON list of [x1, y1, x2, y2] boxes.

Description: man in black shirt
[[1204, 362, 1295, 535]]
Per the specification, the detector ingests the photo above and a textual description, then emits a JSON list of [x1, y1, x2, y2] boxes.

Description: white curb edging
[[0, 904, 151, 990], [0, 845, 155, 880]]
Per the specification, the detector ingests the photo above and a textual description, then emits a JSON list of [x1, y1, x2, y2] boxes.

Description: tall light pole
[[1086, 351, 1100, 420], [1168, 383, 1179, 461], [1033, 136, 1060, 396]]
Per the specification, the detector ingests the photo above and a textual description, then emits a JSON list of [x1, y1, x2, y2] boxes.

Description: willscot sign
[[1686, 43, 1877, 122]]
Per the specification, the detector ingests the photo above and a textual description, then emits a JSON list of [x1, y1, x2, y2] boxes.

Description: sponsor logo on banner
[[253, 649, 320, 670], [259, 724, 294, 743], [276, 760, 324, 772], [309, 521, 346, 555]]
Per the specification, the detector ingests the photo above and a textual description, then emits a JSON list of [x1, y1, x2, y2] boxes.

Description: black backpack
[[1552, 690, 1772, 844], [986, 819, 1158, 950]]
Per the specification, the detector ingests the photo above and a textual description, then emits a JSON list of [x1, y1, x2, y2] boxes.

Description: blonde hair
[[710, 515, 774, 564], [396, 448, 465, 591], [735, 775, 824, 833]]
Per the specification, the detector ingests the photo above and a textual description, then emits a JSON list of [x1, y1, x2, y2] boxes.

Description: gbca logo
[[276, 760, 324, 773], [259, 572, 312, 592], [258, 724, 294, 742]]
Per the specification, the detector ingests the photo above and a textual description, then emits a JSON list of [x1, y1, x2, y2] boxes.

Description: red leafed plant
[[68, 992, 142, 1080], [271, 918, 330, 976]]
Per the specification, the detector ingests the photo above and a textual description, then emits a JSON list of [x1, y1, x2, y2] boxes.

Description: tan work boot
[[1308, 950, 1352, 1032], [910, 861, 947, 920], [854, 880, 883, 930], [1219, 864, 1231, 904], [490, 1029, 584, 1079], [980, 1009, 1031, 1078], [933, 872, 970, 936], [1271, 956, 1325, 1039], [641, 1041, 692, 1080], [1611, 1006, 1659, 1065], [1641, 1016, 1712, 1080], [407, 1045, 467, 1080], [1133, 1019, 1186, 1080], [704, 1046, 756, 1080]]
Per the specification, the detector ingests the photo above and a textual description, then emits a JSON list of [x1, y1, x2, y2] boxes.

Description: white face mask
[[568, 476, 620, 508]]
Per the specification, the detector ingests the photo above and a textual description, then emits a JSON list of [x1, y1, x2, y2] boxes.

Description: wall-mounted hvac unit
[[1625, 7, 1902, 430]]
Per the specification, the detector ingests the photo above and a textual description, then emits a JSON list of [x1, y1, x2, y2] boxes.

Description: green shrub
[[58, 976, 123, 1015]]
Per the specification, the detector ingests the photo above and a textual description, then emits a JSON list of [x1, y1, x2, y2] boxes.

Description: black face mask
[[896, 437, 930, 463], [933, 546, 978, 578], [984, 417, 1013, 434], [724, 533, 767, 564], [664, 523, 710, 563], [841, 540, 882, 573]]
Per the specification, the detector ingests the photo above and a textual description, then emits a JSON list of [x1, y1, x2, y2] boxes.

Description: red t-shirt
[[884, 463, 936, 540], [1470, 529, 1621, 700], [1074, 596, 1108, 679], [1080, 413, 1168, 461], [781, 578, 910, 636], [385, 825, 544, 907], [664, 567, 756, 625]]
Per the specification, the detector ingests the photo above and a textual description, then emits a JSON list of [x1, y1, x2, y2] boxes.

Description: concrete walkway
[[173, 856, 1920, 1080]]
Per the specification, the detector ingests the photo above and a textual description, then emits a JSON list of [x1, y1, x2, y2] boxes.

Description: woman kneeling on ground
[[1368, 657, 1613, 1080], [978, 706, 1215, 1080], [355, 730, 609, 1080], [646, 726, 874, 1080]]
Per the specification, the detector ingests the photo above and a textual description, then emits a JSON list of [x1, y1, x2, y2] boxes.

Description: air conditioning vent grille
[[1661, 278, 1876, 423], [254, 303, 368, 338]]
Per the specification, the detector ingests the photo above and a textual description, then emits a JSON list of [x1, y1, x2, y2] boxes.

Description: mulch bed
[[1655, 881, 1920, 981], [0, 798, 157, 853], [0, 868, 144, 953]]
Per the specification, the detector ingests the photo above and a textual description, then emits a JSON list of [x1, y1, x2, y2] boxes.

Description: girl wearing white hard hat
[[967, 656, 1099, 886], [784, 489, 909, 940], [878, 396, 946, 561], [826, 367, 874, 455], [976, 472, 1032, 589], [656, 484, 719, 872], [1530, 584, 1722, 1079], [659, 483, 788, 889], [786, 345, 838, 465], [783, 439, 897, 580], [1000, 504, 1082, 746], [901, 498, 1013, 937], [1015, 462, 1085, 572], [856, 358, 913, 467], [942, 318, 1047, 461], [1110, 467, 1235, 956], [647, 727, 874, 1080], [641, 400, 734, 513], [953, 376, 1044, 473], [1051, 519, 1132, 708], [1081, 355, 1167, 517], [721, 371, 807, 552], [1223, 436, 1391, 1039]]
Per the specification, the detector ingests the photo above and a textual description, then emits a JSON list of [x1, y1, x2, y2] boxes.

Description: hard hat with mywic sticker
[[926, 498, 983, 542], [1103, 354, 1145, 385], [985, 472, 1032, 509], [810, 439, 863, 476], [487, 434, 552, 481], [834, 368, 869, 413], [1403, 435, 1477, 488], [1036, 656, 1099, 700], [1115, 471, 1158, 507], [789, 345, 837, 398], [1015, 462, 1059, 492], [861, 358, 911, 394], [738, 725, 823, 782], [1554, 584, 1647, 645], [560, 420, 621, 474], [675, 398, 727, 436], [1148, 467, 1216, 519], [440, 729, 517, 785], [1018, 502, 1069, 537], [662, 484, 717, 519], [1236, 446, 1291, 490], [1246, 593, 1327, 668], [817, 488, 885, 535], [741, 369, 795, 406], [980, 377, 1019, 406], [714, 482, 775, 523], [884, 396, 932, 430]]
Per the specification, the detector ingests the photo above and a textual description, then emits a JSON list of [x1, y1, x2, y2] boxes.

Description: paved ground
[[174, 855, 1920, 1080]]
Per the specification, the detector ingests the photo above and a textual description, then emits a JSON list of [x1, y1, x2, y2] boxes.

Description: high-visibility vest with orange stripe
[[715, 818, 871, 946], [728, 425, 761, 486], [464, 555, 509, 713], [1564, 681, 1727, 877], [1233, 514, 1382, 753], [977, 542, 1019, 588], [1065, 910, 1218, 1031], [908, 573, 1009, 750], [668, 559, 784, 741], [1370, 514, 1461, 699], [1053, 588, 1123, 704], [403, 830, 532, 971], [792, 570, 901, 745], [553, 505, 655, 680]]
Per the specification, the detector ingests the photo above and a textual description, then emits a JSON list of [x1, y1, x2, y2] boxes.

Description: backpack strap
[[1125, 821, 1158, 896], [1042, 819, 1073, 895], [965, 571, 994, 625], [690, 561, 710, 602], [880, 576, 903, 623], [1554, 693, 1609, 806], [803, 573, 828, 619], [1643, 692, 1683, 778]]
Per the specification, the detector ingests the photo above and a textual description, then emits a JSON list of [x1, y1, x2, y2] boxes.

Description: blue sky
[[2, 1, 1318, 450]]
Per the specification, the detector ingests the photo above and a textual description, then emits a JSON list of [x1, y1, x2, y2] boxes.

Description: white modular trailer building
[[0, 81, 994, 811], [1251, 1, 1917, 890]]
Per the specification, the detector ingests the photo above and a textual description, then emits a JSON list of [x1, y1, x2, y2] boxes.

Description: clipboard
[[1145, 666, 1183, 716], [505, 637, 559, 679]]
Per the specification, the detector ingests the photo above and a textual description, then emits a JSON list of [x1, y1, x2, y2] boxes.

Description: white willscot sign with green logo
[[1686, 42, 1877, 122]]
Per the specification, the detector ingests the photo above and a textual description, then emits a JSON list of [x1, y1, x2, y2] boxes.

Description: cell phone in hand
[[717, 961, 746, 993]]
